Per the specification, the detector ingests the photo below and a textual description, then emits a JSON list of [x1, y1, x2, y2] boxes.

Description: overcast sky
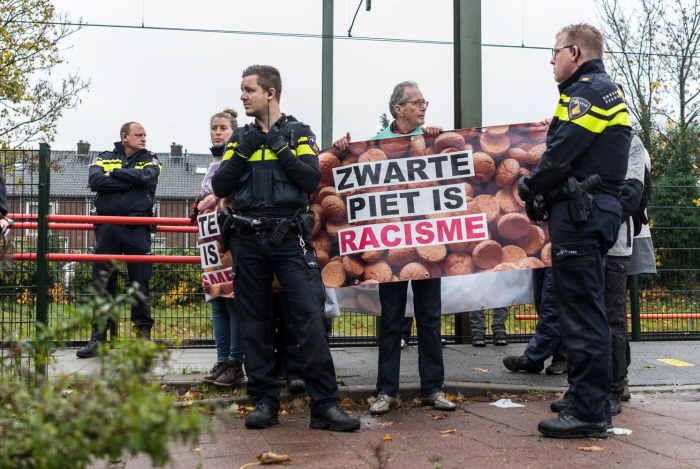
[[47, 0, 610, 154]]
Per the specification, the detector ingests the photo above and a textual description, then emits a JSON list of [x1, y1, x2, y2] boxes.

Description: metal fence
[[1, 147, 699, 351]]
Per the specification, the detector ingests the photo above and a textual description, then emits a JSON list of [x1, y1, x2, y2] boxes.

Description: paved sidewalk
[[57, 341, 700, 468]]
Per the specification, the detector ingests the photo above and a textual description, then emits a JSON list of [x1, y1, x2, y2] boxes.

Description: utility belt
[[217, 207, 315, 246], [526, 174, 601, 223], [90, 208, 155, 232]]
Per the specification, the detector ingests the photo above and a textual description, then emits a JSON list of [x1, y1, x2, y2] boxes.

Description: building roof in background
[[4, 150, 214, 200]]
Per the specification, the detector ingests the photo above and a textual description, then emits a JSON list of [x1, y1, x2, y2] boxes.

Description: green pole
[[453, 0, 481, 342], [453, 0, 482, 129], [321, 0, 334, 149], [35, 143, 51, 380], [630, 274, 642, 342]]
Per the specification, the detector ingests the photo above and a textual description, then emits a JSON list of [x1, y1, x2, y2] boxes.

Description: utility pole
[[453, 0, 482, 343], [322, 0, 334, 149], [453, 0, 482, 129]]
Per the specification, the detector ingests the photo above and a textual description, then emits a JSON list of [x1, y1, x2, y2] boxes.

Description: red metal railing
[[7, 213, 200, 264]]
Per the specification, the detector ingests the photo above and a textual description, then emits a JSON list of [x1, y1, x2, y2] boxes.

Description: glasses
[[401, 99, 429, 109], [551, 45, 574, 60]]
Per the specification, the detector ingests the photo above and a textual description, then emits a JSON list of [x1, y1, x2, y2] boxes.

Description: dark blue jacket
[[88, 142, 162, 216]]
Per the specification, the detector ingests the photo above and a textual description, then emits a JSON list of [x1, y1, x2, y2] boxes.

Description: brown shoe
[[202, 362, 228, 383], [545, 359, 568, 375], [214, 360, 247, 387]]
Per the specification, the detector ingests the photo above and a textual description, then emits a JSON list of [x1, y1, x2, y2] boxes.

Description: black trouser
[[230, 228, 339, 414], [605, 255, 631, 399], [549, 195, 621, 423], [520, 267, 566, 372], [272, 291, 304, 381], [93, 224, 153, 330]]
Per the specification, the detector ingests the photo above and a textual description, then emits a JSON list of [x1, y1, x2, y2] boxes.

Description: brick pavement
[[91, 391, 700, 469]]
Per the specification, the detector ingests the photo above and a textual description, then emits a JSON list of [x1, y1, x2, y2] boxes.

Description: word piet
[[347, 184, 467, 223], [333, 151, 473, 193], [338, 214, 488, 255]]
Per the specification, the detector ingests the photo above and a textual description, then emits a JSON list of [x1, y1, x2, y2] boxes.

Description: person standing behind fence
[[77, 122, 162, 358], [333, 81, 455, 415], [192, 109, 247, 386]]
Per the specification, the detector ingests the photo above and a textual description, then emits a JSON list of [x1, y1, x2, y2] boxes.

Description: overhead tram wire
[[6, 19, 697, 59]]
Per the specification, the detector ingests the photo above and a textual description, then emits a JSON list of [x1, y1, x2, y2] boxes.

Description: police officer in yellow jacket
[[519, 24, 632, 438], [212, 65, 359, 432], [77, 122, 161, 358]]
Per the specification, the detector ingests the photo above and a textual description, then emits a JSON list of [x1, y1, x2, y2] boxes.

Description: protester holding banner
[[212, 65, 359, 432], [193, 109, 247, 387], [519, 24, 632, 438], [334, 81, 455, 415]]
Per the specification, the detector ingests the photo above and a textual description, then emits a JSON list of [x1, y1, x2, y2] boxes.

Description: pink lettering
[[436, 218, 462, 243], [380, 225, 401, 247], [415, 221, 435, 244], [340, 230, 358, 254], [359, 227, 381, 250]]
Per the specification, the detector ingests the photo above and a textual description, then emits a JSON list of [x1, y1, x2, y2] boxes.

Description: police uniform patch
[[569, 97, 591, 119], [308, 136, 320, 154]]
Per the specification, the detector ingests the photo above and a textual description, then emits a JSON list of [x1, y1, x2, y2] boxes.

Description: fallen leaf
[[257, 452, 292, 464], [433, 414, 446, 420], [577, 446, 605, 451], [471, 368, 490, 372], [181, 400, 193, 407], [378, 421, 394, 427], [644, 365, 655, 368], [230, 403, 239, 412], [440, 429, 456, 434], [193, 447, 202, 452], [61, 389, 73, 396], [673, 383, 684, 386], [198, 407, 214, 415], [383, 434, 393, 441], [445, 394, 455, 401]]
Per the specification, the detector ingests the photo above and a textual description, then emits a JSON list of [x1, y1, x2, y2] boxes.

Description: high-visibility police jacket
[[211, 114, 321, 217], [528, 59, 632, 197], [88, 142, 162, 216]]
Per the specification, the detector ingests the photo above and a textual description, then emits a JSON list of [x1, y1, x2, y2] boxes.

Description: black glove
[[264, 124, 287, 153], [518, 173, 536, 202], [236, 127, 265, 158]]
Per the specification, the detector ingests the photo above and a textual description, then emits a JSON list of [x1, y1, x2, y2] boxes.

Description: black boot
[[245, 403, 279, 429], [538, 412, 607, 439], [202, 362, 228, 383], [133, 325, 152, 341], [550, 396, 570, 412], [310, 405, 360, 432], [76, 330, 108, 358]]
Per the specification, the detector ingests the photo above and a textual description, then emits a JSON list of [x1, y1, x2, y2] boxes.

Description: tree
[[378, 112, 390, 134], [596, 0, 700, 148], [0, 0, 89, 149]]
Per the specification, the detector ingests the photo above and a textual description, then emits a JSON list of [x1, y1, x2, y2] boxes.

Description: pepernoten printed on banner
[[196, 194, 234, 297], [311, 123, 552, 296]]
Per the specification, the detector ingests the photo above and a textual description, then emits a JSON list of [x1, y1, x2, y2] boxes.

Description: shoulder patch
[[307, 136, 319, 154], [569, 97, 591, 119], [151, 156, 161, 166]]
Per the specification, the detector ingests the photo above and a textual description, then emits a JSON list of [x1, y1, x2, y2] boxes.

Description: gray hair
[[389, 81, 419, 119]]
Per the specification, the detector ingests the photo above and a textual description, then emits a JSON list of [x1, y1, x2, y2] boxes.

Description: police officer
[[77, 122, 161, 358], [519, 24, 632, 438], [212, 65, 359, 432]]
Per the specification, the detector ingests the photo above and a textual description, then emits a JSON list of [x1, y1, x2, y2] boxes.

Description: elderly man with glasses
[[333, 81, 455, 415]]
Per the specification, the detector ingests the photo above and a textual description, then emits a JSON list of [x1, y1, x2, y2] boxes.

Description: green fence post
[[35, 143, 51, 380], [630, 274, 642, 342]]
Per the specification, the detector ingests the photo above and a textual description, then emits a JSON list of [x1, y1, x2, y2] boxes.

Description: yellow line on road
[[657, 359, 695, 367]]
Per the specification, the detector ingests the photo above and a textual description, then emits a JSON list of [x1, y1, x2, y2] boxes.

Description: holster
[[566, 174, 601, 223]]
